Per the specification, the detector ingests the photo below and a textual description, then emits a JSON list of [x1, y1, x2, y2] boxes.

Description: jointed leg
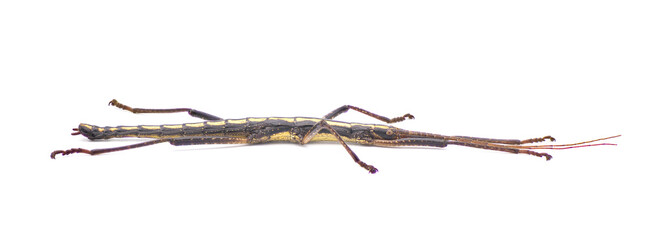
[[369, 136, 552, 159], [50, 137, 248, 159], [447, 140, 553, 160], [51, 139, 168, 158], [403, 130, 555, 145], [109, 99, 223, 121], [168, 137, 249, 146], [324, 105, 414, 123], [371, 138, 448, 148], [451, 135, 556, 145], [302, 120, 378, 174]]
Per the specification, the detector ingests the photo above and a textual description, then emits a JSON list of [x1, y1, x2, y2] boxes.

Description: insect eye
[[386, 129, 394, 135]]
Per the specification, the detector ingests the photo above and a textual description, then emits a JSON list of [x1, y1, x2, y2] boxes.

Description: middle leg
[[302, 120, 378, 174], [324, 105, 414, 123]]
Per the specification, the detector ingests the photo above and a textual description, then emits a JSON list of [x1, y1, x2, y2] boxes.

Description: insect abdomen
[[77, 122, 219, 140]]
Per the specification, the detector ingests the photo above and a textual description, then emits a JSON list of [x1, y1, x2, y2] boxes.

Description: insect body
[[51, 100, 619, 174]]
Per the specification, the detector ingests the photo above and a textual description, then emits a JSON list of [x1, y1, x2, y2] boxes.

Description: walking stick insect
[[51, 99, 620, 174]]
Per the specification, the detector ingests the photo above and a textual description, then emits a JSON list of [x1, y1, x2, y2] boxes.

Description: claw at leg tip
[[50, 150, 62, 159]]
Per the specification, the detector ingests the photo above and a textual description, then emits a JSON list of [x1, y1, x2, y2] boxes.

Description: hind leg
[[108, 99, 222, 121]]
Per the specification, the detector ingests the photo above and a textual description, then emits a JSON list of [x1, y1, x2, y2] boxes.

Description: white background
[[1, 1, 644, 239]]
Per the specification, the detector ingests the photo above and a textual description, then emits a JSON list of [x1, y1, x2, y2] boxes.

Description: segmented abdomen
[[77, 121, 233, 140]]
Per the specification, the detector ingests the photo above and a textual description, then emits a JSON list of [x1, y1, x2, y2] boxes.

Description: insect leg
[[302, 120, 378, 174], [402, 130, 555, 145], [324, 105, 414, 123], [51, 139, 168, 158], [50, 137, 249, 159], [447, 140, 553, 160], [371, 138, 448, 148], [370, 137, 551, 159], [167, 136, 249, 146], [108, 99, 223, 121], [452, 135, 555, 145]]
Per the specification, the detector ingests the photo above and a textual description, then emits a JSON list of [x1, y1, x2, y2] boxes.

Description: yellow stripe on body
[[269, 117, 295, 122], [206, 121, 226, 126], [248, 117, 268, 122], [295, 117, 319, 122], [185, 122, 205, 128], [227, 119, 247, 124], [327, 121, 352, 128], [268, 131, 293, 141]]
